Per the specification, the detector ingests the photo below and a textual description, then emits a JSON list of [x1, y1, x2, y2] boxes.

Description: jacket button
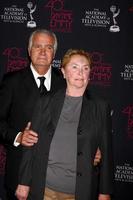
[[78, 130, 82, 135], [49, 133, 53, 136], [78, 152, 83, 156], [77, 172, 82, 177]]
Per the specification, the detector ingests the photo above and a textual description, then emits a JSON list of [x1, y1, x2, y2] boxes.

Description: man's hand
[[15, 184, 30, 200], [98, 194, 111, 200], [94, 148, 101, 166], [17, 122, 38, 146]]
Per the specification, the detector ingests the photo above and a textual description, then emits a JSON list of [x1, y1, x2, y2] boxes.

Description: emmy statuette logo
[[27, 1, 37, 28], [109, 5, 120, 32]]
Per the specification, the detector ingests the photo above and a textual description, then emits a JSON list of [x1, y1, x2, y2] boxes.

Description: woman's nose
[[78, 68, 83, 75]]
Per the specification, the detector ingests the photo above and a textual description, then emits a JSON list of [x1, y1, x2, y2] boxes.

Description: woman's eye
[[84, 67, 89, 70], [84, 66, 90, 70], [72, 65, 77, 69]]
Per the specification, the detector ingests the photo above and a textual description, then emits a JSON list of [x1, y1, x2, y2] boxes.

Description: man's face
[[28, 33, 55, 73]]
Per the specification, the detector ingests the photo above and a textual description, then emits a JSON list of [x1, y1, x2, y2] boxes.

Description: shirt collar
[[30, 63, 51, 91]]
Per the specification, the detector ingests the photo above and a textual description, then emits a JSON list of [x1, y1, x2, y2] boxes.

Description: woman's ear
[[61, 68, 65, 78]]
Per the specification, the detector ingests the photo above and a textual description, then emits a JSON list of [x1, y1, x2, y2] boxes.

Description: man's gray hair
[[28, 29, 58, 54]]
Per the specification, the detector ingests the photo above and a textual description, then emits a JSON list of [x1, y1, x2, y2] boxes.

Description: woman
[[16, 49, 113, 200]]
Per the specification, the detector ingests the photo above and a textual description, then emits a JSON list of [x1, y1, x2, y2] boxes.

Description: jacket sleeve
[[0, 74, 18, 144], [18, 95, 51, 186], [18, 146, 34, 186], [98, 101, 114, 195]]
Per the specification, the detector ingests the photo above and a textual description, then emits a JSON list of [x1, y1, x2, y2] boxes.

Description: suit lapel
[[78, 90, 100, 147], [50, 68, 66, 93], [78, 90, 97, 138], [79, 90, 91, 124], [50, 88, 66, 129], [51, 89, 92, 131], [21, 67, 39, 94]]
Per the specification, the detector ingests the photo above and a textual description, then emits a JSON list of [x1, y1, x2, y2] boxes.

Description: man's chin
[[36, 63, 48, 68]]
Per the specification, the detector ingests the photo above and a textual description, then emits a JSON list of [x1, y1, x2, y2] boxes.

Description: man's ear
[[52, 53, 55, 59], [28, 48, 30, 57]]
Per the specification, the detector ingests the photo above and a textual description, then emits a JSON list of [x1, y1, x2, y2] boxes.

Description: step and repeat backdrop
[[0, 0, 133, 199]]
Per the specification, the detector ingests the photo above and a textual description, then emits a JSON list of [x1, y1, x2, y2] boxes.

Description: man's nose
[[40, 47, 46, 54]]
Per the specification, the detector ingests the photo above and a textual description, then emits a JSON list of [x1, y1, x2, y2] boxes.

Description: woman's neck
[[66, 87, 86, 97]]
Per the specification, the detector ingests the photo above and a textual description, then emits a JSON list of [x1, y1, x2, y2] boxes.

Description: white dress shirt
[[30, 63, 52, 91]]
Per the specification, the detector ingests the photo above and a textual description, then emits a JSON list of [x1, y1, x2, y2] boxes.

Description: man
[[0, 29, 65, 199]]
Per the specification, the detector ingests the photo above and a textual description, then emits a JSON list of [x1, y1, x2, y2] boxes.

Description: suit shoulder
[[1, 67, 29, 83], [52, 67, 63, 77], [86, 91, 111, 111], [93, 97, 111, 115], [51, 67, 66, 87], [94, 96, 110, 109]]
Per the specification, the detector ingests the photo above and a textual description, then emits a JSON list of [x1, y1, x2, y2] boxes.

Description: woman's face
[[61, 54, 91, 91]]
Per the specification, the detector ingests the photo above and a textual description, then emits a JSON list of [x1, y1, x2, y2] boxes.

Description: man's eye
[[47, 45, 54, 50], [33, 45, 41, 49]]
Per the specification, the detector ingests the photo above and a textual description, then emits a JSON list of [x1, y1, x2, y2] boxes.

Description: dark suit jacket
[[0, 66, 65, 191], [19, 87, 114, 200]]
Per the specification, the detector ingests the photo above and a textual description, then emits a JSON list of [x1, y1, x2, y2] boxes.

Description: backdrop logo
[[109, 5, 120, 32], [45, 0, 73, 32], [3, 47, 28, 72], [121, 64, 133, 81], [122, 106, 133, 139], [52, 59, 61, 68], [0, 145, 6, 175], [90, 52, 112, 87], [1, 5, 27, 23], [81, 8, 110, 28], [115, 163, 133, 183], [27, 1, 37, 28]]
